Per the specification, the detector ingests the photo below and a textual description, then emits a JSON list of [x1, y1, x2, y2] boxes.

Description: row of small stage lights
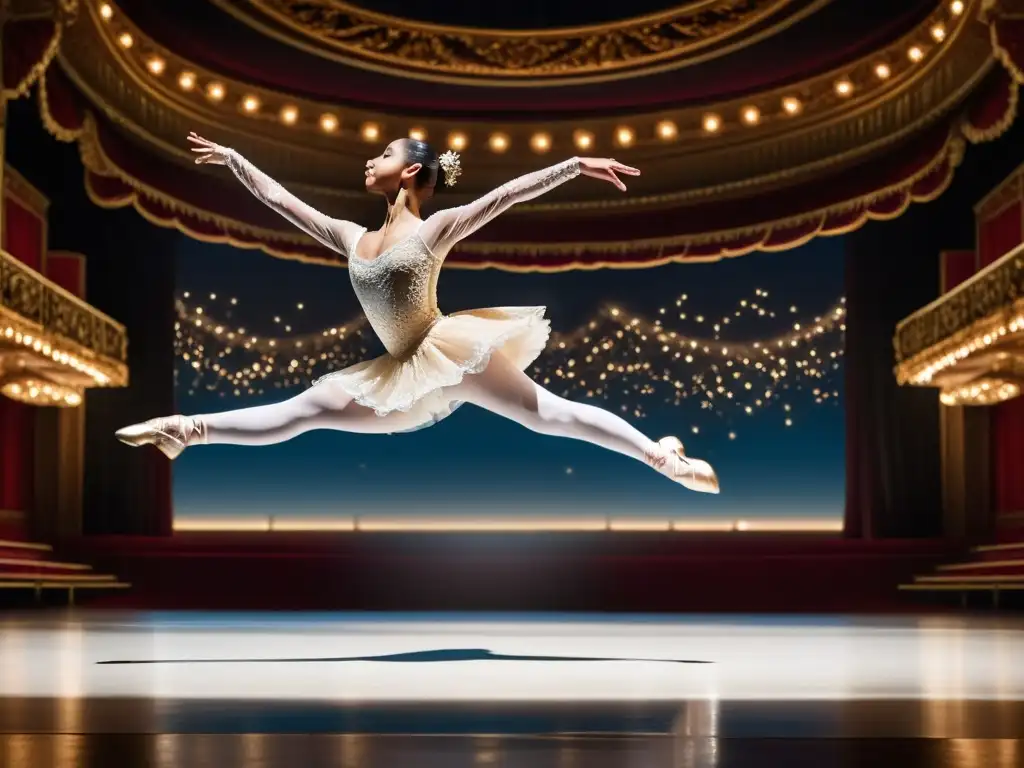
[[99, 1, 964, 153]]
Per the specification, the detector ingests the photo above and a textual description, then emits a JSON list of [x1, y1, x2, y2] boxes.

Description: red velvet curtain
[[2, 197, 44, 271], [941, 250, 979, 291], [976, 189, 1024, 535], [0, 398, 34, 523], [993, 398, 1024, 522], [44, 252, 85, 296], [0, 195, 44, 532]]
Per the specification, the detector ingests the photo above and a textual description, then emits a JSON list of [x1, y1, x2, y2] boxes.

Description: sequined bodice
[[221, 148, 580, 360], [348, 234, 442, 358]]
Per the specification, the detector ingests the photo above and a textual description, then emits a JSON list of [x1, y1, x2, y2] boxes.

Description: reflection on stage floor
[[1, 612, 1022, 767]]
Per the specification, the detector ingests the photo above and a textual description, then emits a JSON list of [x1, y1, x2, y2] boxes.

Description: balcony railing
[[0, 248, 128, 386], [894, 242, 1024, 383]]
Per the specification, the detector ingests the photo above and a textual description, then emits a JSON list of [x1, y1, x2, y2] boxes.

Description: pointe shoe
[[644, 436, 720, 494], [115, 415, 205, 460]]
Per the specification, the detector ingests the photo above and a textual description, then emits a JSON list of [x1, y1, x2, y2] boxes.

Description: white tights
[[193, 352, 658, 463]]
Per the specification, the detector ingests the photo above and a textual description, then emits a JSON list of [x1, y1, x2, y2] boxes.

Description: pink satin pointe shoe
[[114, 415, 205, 460], [644, 436, 720, 494]]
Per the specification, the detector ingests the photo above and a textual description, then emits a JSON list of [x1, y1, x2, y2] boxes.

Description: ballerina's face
[[364, 139, 422, 194]]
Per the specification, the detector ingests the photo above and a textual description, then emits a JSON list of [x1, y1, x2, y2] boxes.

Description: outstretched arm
[[188, 132, 365, 257], [421, 156, 639, 255]]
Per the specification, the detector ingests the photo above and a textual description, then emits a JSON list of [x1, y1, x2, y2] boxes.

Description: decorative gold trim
[[961, 73, 1020, 143], [73, 118, 962, 272], [0, 247, 128, 385], [36, 65, 85, 143], [82, 170, 338, 267], [92, 0, 975, 152], [894, 241, 1024, 374], [455, 128, 964, 259], [67, 0, 988, 212], [990, 13, 1024, 83], [41, 0, 991, 271], [216, 0, 807, 86], [0, 19, 63, 101]]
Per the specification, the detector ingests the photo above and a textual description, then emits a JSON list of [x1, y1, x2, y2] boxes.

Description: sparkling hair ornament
[[438, 150, 462, 187]]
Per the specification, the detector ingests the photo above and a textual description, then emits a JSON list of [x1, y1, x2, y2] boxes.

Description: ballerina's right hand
[[188, 131, 231, 165]]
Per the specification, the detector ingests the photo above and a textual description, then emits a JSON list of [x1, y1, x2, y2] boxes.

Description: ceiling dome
[[341, 0, 685, 29], [6, 0, 1018, 271]]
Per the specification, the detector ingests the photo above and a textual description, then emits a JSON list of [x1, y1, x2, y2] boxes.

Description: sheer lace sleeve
[[421, 157, 580, 255], [224, 149, 365, 257]]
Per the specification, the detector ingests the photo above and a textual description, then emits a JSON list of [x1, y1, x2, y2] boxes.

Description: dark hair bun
[[403, 138, 440, 190]]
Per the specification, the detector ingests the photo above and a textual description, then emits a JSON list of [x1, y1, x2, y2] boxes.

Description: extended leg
[[197, 380, 421, 445], [449, 352, 719, 493], [115, 380, 424, 458]]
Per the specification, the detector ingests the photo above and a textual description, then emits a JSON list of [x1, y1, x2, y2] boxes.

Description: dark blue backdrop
[[173, 235, 845, 524]]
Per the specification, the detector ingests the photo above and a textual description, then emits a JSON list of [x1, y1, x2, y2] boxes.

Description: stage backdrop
[[173, 235, 846, 527]]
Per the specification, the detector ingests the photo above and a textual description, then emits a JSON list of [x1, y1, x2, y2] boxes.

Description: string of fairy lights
[[174, 289, 845, 440]]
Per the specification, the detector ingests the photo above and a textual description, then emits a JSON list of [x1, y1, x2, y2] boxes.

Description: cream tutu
[[313, 306, 550, 431]]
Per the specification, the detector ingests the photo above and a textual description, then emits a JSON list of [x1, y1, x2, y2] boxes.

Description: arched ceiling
[[112, 0, 937, 105], [338, 0, 690, 29], [7, 0, 1019, 270]]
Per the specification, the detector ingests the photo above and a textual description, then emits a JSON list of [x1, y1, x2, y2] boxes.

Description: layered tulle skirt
[[312, 306, 550, 432]]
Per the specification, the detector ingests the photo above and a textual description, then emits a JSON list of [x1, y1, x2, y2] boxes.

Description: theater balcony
[[1, 170, 128, 407], [894, 244, 1023, 408]]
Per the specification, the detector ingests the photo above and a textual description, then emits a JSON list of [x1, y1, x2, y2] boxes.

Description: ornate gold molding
[[65, 0, 989, 212], [219, 0, 799, 85], [894, 242, 1024, 384], [0, 248, 128, 386], [93, 0, 978, 148]]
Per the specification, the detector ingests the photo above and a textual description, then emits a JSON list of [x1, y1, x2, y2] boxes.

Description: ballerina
[[115, 133, 719, 493]]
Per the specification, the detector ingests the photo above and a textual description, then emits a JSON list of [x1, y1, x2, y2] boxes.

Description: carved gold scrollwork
[[247, 0, 777, 78], [895, 248, 1024, 361], [0, 249, 128, 366]]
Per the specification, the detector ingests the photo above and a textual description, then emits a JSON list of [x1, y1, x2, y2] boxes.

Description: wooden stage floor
[[0, 611, 1022, 767]]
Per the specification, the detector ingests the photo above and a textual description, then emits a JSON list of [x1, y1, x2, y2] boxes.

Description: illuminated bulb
[[951, 0, 964, 14], [118, 32, 133, 48], [241, 95, 260, 113], [99, 3, 113, 20], [448, 132, 468, 151], [573, 130, 594, 150], [362, 122, 381, 142], [178, 71, 196, 91], [530, 132, 552, 153], [782, 97, 801, 115], [488, 133, 510, 153], [409, 127, 427, 141], [206, 82, 225, 101], [931, 23, 946, 42], [146, 56, 165, 75], [615, 126, 634, 147], [908, 46, 924, 62], [656, 120, 677, 140], [742, 106, 760, 125], [834, 79, 853, 96], [279, 105, 298, 124], [874, 63, 891, 79], [319, 113, 338, 133], [703, 113, 721, 133]]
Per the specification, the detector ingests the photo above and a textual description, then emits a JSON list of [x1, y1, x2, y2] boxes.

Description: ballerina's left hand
[[578, 157, 641, 192]]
